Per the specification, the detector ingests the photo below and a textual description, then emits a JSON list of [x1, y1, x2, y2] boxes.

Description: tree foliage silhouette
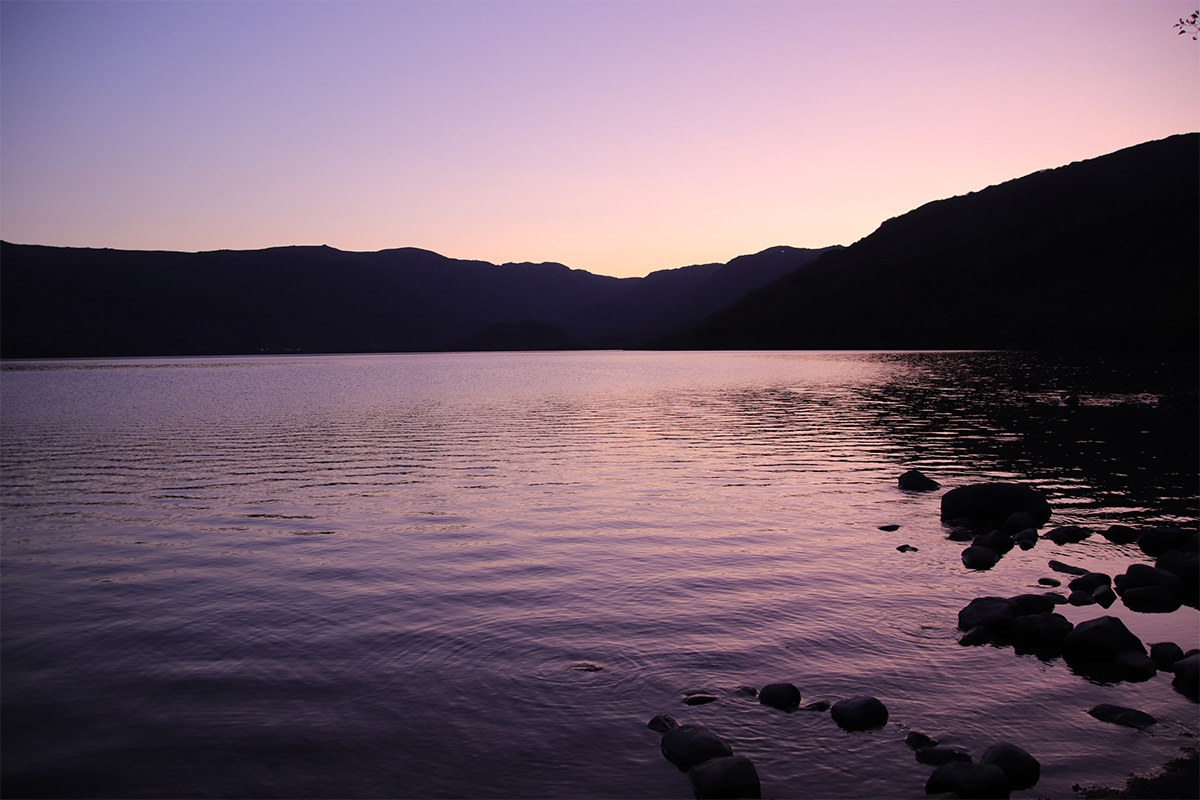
[[1176, 9, 1199, 40]]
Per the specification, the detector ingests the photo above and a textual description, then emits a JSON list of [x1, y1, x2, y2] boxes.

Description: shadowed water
[[2, 351, 1196, 798]]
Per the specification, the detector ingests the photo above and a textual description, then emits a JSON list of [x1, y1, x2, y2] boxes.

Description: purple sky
[[2, 1, 1197, 278]]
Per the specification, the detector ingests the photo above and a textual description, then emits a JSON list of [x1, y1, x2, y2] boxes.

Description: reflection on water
[[1, 351, 1196, 798]]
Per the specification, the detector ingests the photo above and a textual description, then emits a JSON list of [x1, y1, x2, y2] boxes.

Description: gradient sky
[[2, 1, 1197, 278]]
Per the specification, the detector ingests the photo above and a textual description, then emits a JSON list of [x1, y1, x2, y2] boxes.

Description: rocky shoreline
[[643, 473, 1199, 799]]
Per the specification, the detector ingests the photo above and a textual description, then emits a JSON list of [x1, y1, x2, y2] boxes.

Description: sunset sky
[[2, 1, 1197, 278]]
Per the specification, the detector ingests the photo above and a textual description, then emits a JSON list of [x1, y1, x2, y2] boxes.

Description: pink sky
[[2, 1, 1197, 278]]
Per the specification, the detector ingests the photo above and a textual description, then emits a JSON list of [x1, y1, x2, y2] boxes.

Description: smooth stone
[[917, 746, 974, 765], [731, 685, 758, 698], [1048, 559, 1089, 576], [1044, 591, 1069, 605], [896, 544, 919, 552], [1087, 704, 1157, 730], [962, 546, 1000, 570], [1008, 593, 1057, 616], [980, 741, 1040, 790], [878, 523, 901, 532], [684, 694, 719, 706], [958, 597, 1015, 634], [1010, 612, 1073, 650], [1112, 651, 1157, 682], [940, 483, 1051, 526], [1037, 577, 1061, 587], [1103, 524, 1140, 545], [1120, 586, 1182, 613], [688, 755, 762, 799], [1061, 616, 1146, 660], [947, 528, 976, 542], [1137, 527, 1199, 557], [905, 731, 938, 750], [898, 469, 941, 491], [1068, 572, 1111, 593], [1003, 512, 1043, 534], [1171, 653, 1199, 699], [830, 696, 888, 731], [1043, 525, 1091, 545], [1156, 550, 1199, 598], [647, 714, 680, 733], [758, 682, 801, 711], [1068, 590, 1097, 606], [973, 530, 1014, 555], [1013, 528, 1038, 550], [801, 700, 830, 712], [1115, 564, 1185, 596], [925, 761, 1011, 799], [1150, 641, 1186, 670], [661, 724, 734, 771]]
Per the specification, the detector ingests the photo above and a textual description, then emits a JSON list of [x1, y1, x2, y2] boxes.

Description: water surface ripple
[[2, 351, 1196, 798]]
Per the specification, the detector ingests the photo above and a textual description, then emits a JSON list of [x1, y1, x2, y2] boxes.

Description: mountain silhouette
[[0, 243, 833, 358], [650, 133, 1198, 353]]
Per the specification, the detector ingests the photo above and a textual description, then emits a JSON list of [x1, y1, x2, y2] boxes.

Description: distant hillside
[[0, 243, 833, 358], [652, 133, 1199, 353]]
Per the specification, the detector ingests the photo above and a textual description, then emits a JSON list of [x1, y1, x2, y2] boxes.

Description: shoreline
[[1074, 747, 1198, 799]]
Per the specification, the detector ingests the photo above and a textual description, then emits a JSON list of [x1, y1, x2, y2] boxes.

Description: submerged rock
[[1043, 525, 1091, 545], [962, 546, 1000, 570], [925, 761, 1010, 799], [801, 700, 831, 712], [917, 745, 973, 765], [959, 625, 992, 646], [1068, 572, 1111, 593], [684, 693, 719, 706], [878, 523, 900, 532], [830, 696, 888, 731], [898, 469, 941, 491], [896, 544, 919, 552], [758, 682, 801, 711], [688, 755, 761, 799], [940, 483, 1052, 526], [1037, 577, 1062, 587], [661, 724, 734, 771], [1137, 527, 1199, 558], [1049, 559, 1089, 576], [1087, 704, 1157, 730], [980, 741, 1040, 790], [647, 714, 680, 733], [905, 731, 938, 750], [1103, 524, 1140, 545]]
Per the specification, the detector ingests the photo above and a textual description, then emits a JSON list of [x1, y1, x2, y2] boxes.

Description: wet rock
[[661, 724, 734, 771], [906, 731, 938, 750], [1043, 526, 1091, 545], [980, 741, 1040, 790], [1013, 528, 1038, 550], [830, 696, 888, 731], [757, 682, 801, 711], [1112, 651, 1157, 682], [688, 755, 761, 799], [899, 469, 941, 491], [1103, 525, 1140, 545], [940, 483, 1051, 527], [1068, 590, 1097, 606], [1048, 559, 1089, 576], [1037, 577, 1062, 587], [1156, 550, 1199, 605], [1116, 563, 1186, 593], [801, 700, 830, 712], [878, 523, 900, 532], [1092, 584, 1117, 608], [1009, 593, 1057, 616], [917, 746, 974, 765], [1061, 616, 1146, 660], [958, 597, 1016, 635], [1087, 704, 1157, 730], [1003, 512, 1043, 534], [1150, 641, 1186, 670], [684, 693, 720, 706], [959, 625, 993, 647], [648, 714, 680, 733], [1044, 591, 1068, 605], [925, 761, 1011, 799], [896, 544, 919, 552], [947, 528, 976, 542], [731, 685, 758, 698], [962, 546, 1000, 570], [1010, 612, 1073, 652], [1120, 586, 1182, 613], [1171, 653, 1199, 699], [1138, 527, 1199, 558], [973, 530, 1015, 555], [1068, 572, 1111, 593]]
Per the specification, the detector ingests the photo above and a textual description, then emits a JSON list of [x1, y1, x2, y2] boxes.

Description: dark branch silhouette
[[1176, 9, 1199, 40]]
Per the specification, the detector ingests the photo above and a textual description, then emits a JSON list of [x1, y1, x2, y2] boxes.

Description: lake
[[2, 350, 1196, 798]]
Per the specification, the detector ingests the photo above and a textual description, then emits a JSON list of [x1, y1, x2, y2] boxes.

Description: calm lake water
[[2, 351, 1196, 799]]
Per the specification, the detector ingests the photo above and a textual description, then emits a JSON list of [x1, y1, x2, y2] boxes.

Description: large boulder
[[758, 682, 801, 711], [661, 724, 734, 771], [941, 483, 1051, 526], [980, 742, 1040, 790], [925, 761, 1011, 799], [958, 597, 1016, 634], [1120, 586, 1182, 613], [1061, 616, 1146, 660], [830, 696, 888, 731], [898, 469, 940, 491], [688, 755, 761, 799], [1137, 527, 1199, 557], [1150, 641, 1186, 670]]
